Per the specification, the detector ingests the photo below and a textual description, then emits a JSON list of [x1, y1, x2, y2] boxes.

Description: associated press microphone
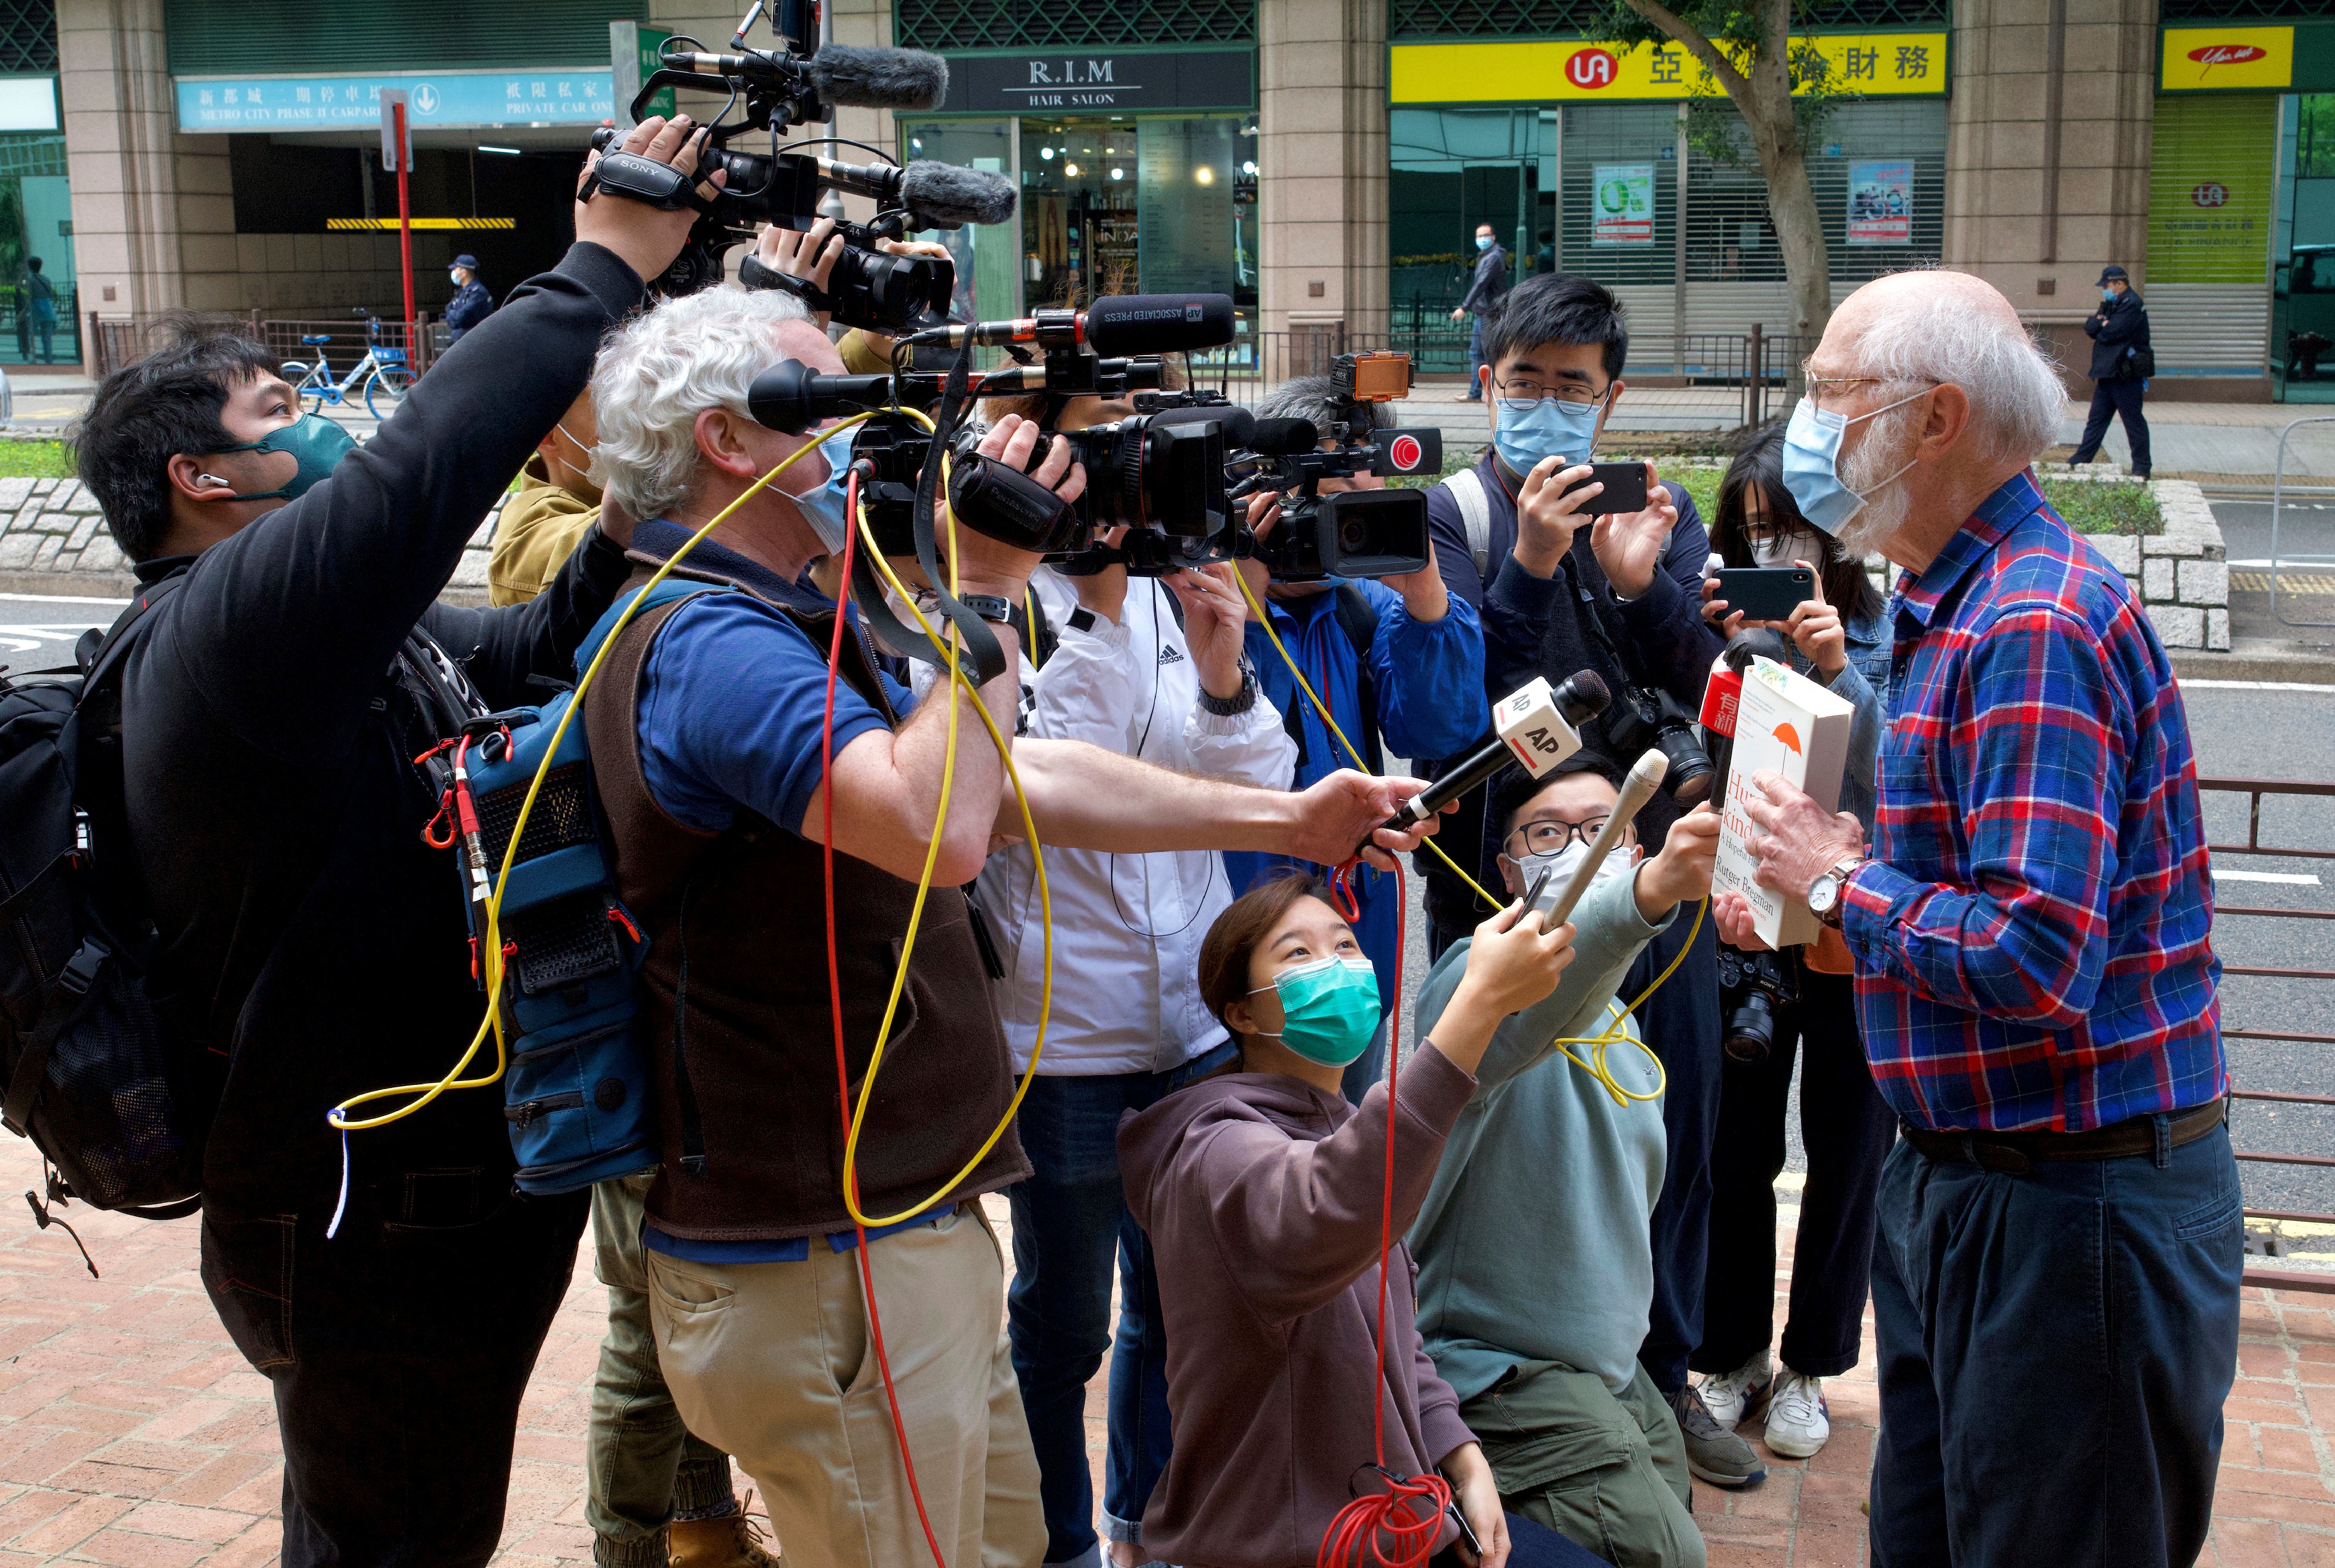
[[1381, 672, 1610, 832], [908, 293, 1237, 356]]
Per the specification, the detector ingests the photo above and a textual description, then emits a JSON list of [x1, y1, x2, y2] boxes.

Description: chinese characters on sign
[[176, 71, 616, 132], [1845, 159, 1914, 245], [1389, 30, 1947, 104], [1591, 164, 1655, 247]]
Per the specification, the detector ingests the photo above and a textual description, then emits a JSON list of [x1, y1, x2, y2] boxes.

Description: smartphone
[[1714, 565, 1817, 623], [1560, 460, 1650, 516]]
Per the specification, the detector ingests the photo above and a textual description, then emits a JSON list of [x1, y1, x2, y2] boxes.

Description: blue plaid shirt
[[1838, 471, 2226, 1132]]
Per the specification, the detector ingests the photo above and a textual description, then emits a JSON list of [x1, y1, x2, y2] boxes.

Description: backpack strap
[[1446, 466, 1493, 582], [1332, 584, 1385, 777]]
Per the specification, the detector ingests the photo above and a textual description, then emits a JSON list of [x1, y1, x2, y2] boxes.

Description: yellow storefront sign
[[1390, 32, 1949, 104], [2159, 26, 2293, 92]]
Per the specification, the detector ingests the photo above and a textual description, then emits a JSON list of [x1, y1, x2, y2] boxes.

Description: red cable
[[1316, 860, 1453, 1568], [821, 471, 950, 1568]]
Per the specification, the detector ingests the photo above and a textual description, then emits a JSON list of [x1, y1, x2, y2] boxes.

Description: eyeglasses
[[1503, 816, 1612, 861], [1800, 361, 1939, 415], [1492, 375, 1609, 409]]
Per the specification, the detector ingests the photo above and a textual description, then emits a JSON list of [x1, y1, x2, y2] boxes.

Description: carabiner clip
[[421, 789, 457, 851]]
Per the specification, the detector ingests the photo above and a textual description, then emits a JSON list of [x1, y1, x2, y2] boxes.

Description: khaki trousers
[[646, 1205, 1046, 1568]]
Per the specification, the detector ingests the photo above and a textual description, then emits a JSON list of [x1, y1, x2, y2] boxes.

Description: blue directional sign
[[176, 70, 616, 133]]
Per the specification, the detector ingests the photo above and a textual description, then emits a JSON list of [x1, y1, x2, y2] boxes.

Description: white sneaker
[[1763, 1366, 1831, 1458], [1698, 1351, 1773, 1432]]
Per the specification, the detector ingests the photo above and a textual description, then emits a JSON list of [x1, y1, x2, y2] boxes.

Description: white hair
[[588, 285, 814, 524], [1848, 279, 2067, 468]]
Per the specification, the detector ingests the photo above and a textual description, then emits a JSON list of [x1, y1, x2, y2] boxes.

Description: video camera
[[583, 0, 1017, 331], [1226, 351, 1444, 581]]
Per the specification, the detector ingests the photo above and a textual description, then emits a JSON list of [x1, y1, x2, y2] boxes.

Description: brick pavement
[[0, 1128, 2324, 1566]]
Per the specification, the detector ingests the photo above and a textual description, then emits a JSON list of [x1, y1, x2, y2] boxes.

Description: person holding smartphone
[[1688, 422, 1895, 1463]]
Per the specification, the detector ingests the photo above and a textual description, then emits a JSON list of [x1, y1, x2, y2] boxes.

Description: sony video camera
[[1227, 351, 1444, 581], [582, 0, 1017, 330]]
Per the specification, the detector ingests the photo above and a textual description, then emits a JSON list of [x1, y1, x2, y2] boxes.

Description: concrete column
[[59, 0, 233, 321], [1257, 0, 1387, 340], [1943, 0, 2156, 386]]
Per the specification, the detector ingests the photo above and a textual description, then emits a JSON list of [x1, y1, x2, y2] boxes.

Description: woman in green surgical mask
[[1112, 874, 1584, 1568]]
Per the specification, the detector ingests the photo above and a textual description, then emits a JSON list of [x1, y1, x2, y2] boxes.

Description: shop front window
[[0, 132, 75, 367], [900, 118, 1019, 322], [1019, 114, 1255, 314]]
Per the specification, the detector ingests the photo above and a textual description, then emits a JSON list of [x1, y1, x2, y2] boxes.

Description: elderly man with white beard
[[1713, 269, 2235, 1568]]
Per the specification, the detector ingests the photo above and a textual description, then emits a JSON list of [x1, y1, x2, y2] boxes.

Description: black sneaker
[[1671, 1382, 1767, 1488]]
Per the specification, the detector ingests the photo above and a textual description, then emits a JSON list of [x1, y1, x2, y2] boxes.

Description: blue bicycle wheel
[[365, 363, 411, 419]]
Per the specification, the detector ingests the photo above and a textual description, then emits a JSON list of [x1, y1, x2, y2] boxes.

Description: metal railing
[[2198, 776, 2335, 1294], [87, 308, 438, 383], [2270, 417, 2335, 628]]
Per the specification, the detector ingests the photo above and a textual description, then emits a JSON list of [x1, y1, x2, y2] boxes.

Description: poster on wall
[[1590, 164, 1654, 247], [1845, 160, 1914, 245]]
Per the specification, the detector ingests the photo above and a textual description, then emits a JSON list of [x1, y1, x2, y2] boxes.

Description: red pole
[[395, 101, 415, 347]]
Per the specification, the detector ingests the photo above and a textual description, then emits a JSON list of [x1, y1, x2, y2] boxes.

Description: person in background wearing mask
[[1228, 374, 1487, 1106], [1422, 270, 1749, 1491], [1453, 222, 1509, 400], [1120, 871, 1599, 1568], [445, 254, 496, 343], [2069, 263, 2151, 481], [973, 408, 1300, 1567], [1411, 754, 1719, 1568], [64, 116, 717, 1564], [1685, 423, 1894, 1467]]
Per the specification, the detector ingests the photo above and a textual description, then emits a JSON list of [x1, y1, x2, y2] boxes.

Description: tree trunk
[[1761, 136, 1832, 352]]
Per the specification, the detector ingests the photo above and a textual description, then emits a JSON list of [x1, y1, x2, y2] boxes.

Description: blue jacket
[[445, 279, 496, 339], [1227, 577, 1485, 1017], [2084, 292, 2149, 382]]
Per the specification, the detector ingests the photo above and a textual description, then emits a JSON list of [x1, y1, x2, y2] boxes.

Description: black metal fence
[[88, 309, 439, 383]]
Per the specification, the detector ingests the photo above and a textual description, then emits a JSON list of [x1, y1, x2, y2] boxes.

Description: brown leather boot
[[667, 1492, 780, 1568]]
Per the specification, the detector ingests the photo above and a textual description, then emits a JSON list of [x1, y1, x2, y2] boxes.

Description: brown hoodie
[[1118, 1044, 1480, 1568]]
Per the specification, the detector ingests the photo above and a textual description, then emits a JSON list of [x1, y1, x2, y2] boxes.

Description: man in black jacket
[[2070, 263, 2151, 480], [1451, 223, 1508, 400], [68, 116, 713, 1566]]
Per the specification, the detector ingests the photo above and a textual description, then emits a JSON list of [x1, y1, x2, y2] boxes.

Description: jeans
[[1694, 964, 1896, 1380], [2071, 378, 2150, 475], [1465, 316, 1488, 396], [1868, 1120, 2242, 1568], [1006, 1042, 1239, 1567], [1632, 908, 1721, 1398], [588, 1174, 737, 1566], [199, 1171, 588, 1566]]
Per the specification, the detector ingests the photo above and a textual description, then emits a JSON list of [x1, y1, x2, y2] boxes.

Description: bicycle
[[279, 308, 414, 420]]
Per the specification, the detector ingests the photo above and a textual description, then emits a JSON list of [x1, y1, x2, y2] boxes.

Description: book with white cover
[[1713, 656, 1857, 949]]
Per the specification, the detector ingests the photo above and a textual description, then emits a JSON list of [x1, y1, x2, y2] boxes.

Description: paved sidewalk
[[0, 1126, 2322, 1565]]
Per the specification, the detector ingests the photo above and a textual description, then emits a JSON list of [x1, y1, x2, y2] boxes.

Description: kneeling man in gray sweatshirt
[[1411, 752, 1717, 1568]]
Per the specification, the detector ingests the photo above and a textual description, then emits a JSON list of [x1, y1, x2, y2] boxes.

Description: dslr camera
[[1228, 352, 1444, 581], [582, 0, 1017, 331], [1716, 945, 1796, 1063], [1606, 686, 1716, 805]]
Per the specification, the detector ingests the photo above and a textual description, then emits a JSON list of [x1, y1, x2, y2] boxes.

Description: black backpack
[[0, 572, 214, 1239]]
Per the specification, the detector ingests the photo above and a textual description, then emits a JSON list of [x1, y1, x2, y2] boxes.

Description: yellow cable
[[846, 480, 1053, 1228], [329, 414, 880, 1131], [1229, 564, 1707, 1105], [1230, 567, 1503, 913]]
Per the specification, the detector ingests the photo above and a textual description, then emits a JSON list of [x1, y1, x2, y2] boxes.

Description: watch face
[[1808, 876, 1840, 915]]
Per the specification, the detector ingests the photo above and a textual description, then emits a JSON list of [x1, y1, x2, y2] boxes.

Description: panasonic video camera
[[583, 0, 1017, 331], [1226, 351, 1444, 581]]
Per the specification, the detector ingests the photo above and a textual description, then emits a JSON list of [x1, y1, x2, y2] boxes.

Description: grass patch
[[0, 438, 76, 479], [2039, 477, 2161, 536]]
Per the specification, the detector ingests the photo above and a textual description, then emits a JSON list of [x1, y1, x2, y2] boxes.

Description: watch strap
[[957, 593, 1013, 626]]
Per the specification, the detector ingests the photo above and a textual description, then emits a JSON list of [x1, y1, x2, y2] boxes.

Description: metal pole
[[1674, 102, 1688, 377], [395, 102, 415, 346], [1749, 322, 1763, 426]]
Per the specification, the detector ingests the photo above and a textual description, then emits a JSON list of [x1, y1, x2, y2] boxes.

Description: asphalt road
[[8, 593, 2333, 1232]]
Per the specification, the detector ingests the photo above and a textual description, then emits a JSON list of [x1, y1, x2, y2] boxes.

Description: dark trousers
[[1694, 964, 1896, 1379], [1005, 1044, 1239, 1566], [2071, 377, 2151, 476], [1465, 314, 1488, 396], [1868, 1123, 2242, 1568], [1631, 907, 1722, 1398], [1428, 1511, 1608, 1568], [200, 1172, 589, 1566]]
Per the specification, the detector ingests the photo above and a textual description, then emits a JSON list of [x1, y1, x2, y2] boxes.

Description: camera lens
[[1723, 992, 1774, 1063], [1338, 513, 1371, 553]]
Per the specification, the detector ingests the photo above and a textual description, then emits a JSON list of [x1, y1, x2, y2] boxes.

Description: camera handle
[[579, 150, 724, 216], [739, 249, 836, 313]]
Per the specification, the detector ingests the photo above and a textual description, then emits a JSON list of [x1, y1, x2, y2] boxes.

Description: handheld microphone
[[1247, 417, 1320, 456], [1701, 627, 1787, 805], [1380, 671, 1611, 832], [1533, 750, 1668, 931]]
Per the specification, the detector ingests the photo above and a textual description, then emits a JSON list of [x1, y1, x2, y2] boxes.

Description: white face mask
[[1506, 837, 1640, 902], [1747, 527, 1823, 569]]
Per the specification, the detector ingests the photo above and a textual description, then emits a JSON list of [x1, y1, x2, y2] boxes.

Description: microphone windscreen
[[808, 44, 950, 110], [1083, 293, 1237, 356], [898, 161, 1018, 226], [1248, 417, 1320, 456]]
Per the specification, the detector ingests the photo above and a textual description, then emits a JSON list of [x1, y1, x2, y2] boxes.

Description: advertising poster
[[1591, 164, 1655, 247], [1846, 159, 1914, 245]]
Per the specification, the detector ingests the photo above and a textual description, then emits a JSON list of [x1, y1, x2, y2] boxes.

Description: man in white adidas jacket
[[978, 546, 1296, 1568]]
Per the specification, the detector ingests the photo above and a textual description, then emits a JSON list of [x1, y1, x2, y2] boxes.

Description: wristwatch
[[1807, 857, 1864, 928], [1196, 655, 1259, 717]]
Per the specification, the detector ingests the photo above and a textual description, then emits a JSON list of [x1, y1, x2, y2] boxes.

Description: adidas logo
[[1158, 645, 1186, 665]]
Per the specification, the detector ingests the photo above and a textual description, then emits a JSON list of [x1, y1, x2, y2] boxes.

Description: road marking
[[0, 590, 128, 606], [2180, 679, 2335, 693], [2212, 869, 2323, 885]]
